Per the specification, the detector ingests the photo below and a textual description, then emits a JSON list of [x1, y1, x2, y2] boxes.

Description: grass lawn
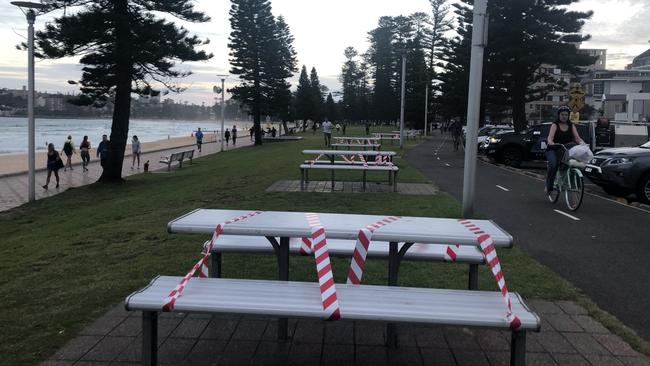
[[0, 125, 647, 364]]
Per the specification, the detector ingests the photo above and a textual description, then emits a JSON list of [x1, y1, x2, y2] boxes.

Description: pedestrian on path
[[195, 128, 204, 152], [224, 128, 231, 146], [79, 136, 91, 172], [62, 135, 76, 171], [131, 135, 141, 169], [322, 118, 333, 146], [249, 126, 254, 142], [97, 134, 110, 168], [43, 143, 62, 189], [232, 125, 238, 146]]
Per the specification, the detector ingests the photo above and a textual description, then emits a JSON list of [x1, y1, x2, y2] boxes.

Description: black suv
[[583, 141, 650, 203], [485, 123, 592, 167]]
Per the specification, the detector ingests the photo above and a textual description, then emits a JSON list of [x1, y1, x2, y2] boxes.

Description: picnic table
[[332, 136, 380, 145], [127, 209, 536, 365], [301, 150, 398, 191]]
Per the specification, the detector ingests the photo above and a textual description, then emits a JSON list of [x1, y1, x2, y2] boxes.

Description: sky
[[0, 0, 648, 106]]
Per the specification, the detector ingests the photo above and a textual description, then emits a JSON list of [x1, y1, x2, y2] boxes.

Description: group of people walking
[[42, 134, 135, 189]]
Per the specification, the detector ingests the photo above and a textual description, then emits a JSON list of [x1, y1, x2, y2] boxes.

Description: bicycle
[[547, 144, 585, 211]]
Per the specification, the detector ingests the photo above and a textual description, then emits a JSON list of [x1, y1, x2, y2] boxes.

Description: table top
[[333, 136, 379, 140], [302, 150, 396, 156], [168, 209, 513, 248]]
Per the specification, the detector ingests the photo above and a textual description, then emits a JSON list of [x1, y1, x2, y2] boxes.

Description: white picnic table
[[167, 209, 513, 247], [166, 208, 516, 349]]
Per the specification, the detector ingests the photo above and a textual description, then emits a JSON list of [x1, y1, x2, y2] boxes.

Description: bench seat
[[160, 150, 194, 171], [210, 235, 485, 264], [300, 164, 398, 171], [126, 276, 540, 330]]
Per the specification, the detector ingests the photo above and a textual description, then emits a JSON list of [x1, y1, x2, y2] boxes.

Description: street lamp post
[[399, 54, 406, 149], [12, 1, 46, 203], [424, 83, 429, 137], [215, 75, 228, 152], [461, 0, 488, 218]]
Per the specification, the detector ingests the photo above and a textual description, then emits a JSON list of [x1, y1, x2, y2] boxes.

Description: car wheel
[[499, 147, 523, 167], [602, 186, 632, 197], [636, 173, 650, 204]]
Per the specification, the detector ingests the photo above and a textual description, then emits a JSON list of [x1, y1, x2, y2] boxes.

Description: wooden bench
[[206, 235, 486, 290], [159, 149, 194, 171], [126, 276, 540, 366], [299, 163, 398, 191]]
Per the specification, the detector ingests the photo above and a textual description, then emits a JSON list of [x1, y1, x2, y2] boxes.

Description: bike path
[[408, 135, 650, 341]]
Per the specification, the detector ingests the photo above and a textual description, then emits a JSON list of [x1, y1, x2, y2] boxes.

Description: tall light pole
[[461, 0, 488, 218], [12, 1, 46, 202], [424, 83, 429, 137], [399, 54, 406, 149], [215, 75, 228, 152]]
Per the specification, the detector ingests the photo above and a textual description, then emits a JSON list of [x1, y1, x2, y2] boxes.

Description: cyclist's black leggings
[[546, 150, 560, 192]]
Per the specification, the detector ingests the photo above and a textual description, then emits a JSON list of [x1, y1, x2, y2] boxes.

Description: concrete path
[[0, 139, 253, 212], [40, 300, 649, 365]]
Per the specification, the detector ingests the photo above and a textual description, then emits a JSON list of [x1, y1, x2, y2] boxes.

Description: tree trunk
[[253, 80, 262, 145], [282, 120, 289, 135], [511, 73, 527, 133], [99, 0, 131, 183]]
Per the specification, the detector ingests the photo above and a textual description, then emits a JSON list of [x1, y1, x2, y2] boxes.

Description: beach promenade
[[0, 136, 252, 212]]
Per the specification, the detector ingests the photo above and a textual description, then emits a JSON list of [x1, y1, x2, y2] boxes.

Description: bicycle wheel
[[565, 169, 584, 211]]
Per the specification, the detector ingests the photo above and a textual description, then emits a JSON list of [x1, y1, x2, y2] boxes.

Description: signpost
[[568, 83, 585, 123]]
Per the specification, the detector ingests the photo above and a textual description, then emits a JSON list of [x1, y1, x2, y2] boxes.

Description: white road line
[[496, 185, 510, 192], [445, 163, 451, 167], [554, 209, 580, 221]]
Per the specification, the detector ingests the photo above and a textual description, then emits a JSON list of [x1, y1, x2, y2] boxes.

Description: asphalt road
[[408, 135, 650, 341]]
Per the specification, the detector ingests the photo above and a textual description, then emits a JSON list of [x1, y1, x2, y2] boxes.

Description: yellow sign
[[567, 84, 585, 113], [570, 112, 580, 123]]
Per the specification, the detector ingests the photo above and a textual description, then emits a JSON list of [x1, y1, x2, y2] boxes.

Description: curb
[[478, 156, 650, 211]]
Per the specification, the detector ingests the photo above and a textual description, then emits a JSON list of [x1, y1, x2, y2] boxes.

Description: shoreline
[[0, 133, 220, 176]]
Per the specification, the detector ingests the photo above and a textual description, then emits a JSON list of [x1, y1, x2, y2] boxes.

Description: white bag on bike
[[568, 144, 593, 163]]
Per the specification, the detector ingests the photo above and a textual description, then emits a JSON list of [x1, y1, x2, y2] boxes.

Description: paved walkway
[[266, 180, 438, 195], [41, 300, 649, 365], [0, 139, 253, 212]]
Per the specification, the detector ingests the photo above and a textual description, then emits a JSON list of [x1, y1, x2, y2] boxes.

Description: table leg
[[468, 264, 479, 290], [331, 156, 335, 191], [143, 311, 158, 366], [363, 170, 367, 191], [387, 242, 398, 347], [300, 168, 305, 191], [210, 252, 222, 278], [278, 237, 289, 340]]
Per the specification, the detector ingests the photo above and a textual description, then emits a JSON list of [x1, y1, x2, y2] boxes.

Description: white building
[[582, 69, 650, 122]]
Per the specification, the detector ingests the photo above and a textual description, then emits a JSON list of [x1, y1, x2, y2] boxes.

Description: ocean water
[[0, 117, 250, 154]]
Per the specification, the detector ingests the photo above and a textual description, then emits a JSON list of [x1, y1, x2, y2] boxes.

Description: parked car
[[583, 140, 650, 203], [484, 122, 592, 167]]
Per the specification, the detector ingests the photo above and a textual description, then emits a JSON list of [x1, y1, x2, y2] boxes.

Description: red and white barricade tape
[[310, 153, 325, 166], [459, 219, 521, 330], [346, 216, 401, 284], [304, 213, 341, 320], [162, 211, 263, 311], [444, 244, 460, 262]]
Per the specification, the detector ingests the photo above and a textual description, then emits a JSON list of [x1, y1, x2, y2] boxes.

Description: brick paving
[[40, 300, 650, 365], [266, 180, 438, 195], [0, 139, 253, 212]]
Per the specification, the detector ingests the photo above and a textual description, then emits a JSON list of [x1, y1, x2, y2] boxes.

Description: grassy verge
[[0, 126, 647, 364]]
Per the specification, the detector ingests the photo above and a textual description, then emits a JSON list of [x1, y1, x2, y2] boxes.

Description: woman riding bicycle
[[545, 106, 584, 195]]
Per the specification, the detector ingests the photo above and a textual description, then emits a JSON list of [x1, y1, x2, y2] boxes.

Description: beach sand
[[0, 133, 220, 175]]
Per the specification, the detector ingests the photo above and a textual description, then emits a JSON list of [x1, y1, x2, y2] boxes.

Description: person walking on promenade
[[232, 125, 238, 146], [62, 135, 76, 171], [249, 126, 254, 142], [322, 118, 333, 146], [224, 128, 231, 146], [79, 136, 91, 172], [43, 143, 62, 189], [131, 135, 141, 169], [97, 134, 110, 168], [195, 127, 204, 152]]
